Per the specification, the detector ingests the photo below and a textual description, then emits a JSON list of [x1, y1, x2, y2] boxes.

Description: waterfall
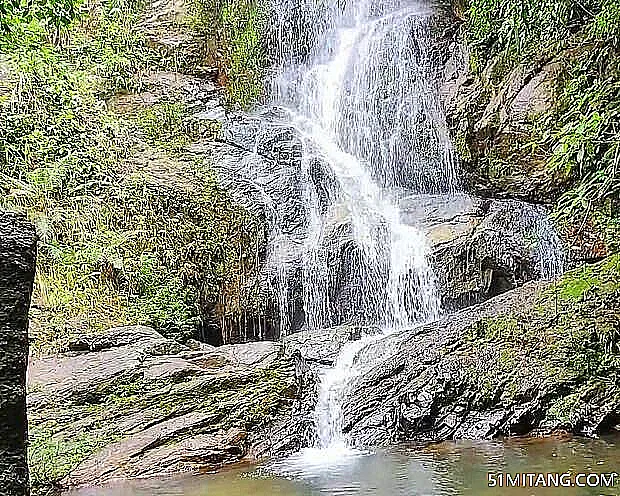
[[261, 0, 459, 452], [223, 0, 569, 459], [266, 0, 458, 335]]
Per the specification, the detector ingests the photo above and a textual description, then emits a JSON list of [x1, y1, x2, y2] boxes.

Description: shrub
[[465, 0, 620, 252], [1, 0, 263, 353]]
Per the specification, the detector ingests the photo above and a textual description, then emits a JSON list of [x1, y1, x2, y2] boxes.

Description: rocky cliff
[[443, 0, 619, 259], [0, 212, 37, 496], [27, 325, 310, 491]]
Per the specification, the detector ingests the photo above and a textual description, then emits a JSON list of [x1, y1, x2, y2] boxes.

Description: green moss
[[546, 392, 583, 428], [29, 429, 113, 491], [467, 316, 520, 342], [137, 102, 193, 152], [463, 255, 620, 418], [454, 129, 473, 162], [542, 253, 620, 304], [154, 369, 294, 429], [463, 0, 620, 252]]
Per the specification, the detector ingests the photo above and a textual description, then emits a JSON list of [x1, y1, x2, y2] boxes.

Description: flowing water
[[267, 0, 459, 336], [266, 0, 460, 452], [67, 436, 620, 495]]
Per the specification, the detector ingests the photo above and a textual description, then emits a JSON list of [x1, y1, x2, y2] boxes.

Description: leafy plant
[[187, 0, 267, 108], [465, 0, 620, 252], [1, 0, 264, 354]]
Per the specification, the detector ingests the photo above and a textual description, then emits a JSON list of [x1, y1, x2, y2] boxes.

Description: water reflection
[[66, 436, 620, 496]]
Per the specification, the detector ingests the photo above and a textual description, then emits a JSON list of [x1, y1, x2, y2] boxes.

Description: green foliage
[[0, 0, 81, 50], [467, 0, 601, 79], [28, 426, 115, 491], [548, 49, 619, 249], [220, 0, 266, 107], [464, 255, 620, 425], [1, 0, 263, 353], [188, 0, 267, 108], [67, 0, 155, 96], [465, 0, 620, 252], [136, 101, 202, 154]]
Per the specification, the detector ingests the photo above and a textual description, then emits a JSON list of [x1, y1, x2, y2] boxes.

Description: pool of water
[[66, 436, 620, 495]]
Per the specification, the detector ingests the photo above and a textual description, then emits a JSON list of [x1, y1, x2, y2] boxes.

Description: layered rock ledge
[[27, 326, 304, 491], [336, 255, 620, 446]]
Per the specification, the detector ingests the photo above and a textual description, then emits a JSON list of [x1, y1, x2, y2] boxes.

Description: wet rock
[[189, 109, 308, 336], [283, 325, 382, 365], [185, 338, 216, 351], [27, 326, 298, 490], [402, 194, 565, 309], [339, 256, 620, 446], [340, 283, 542, 445], [187, 94, 567, 336], [0, 212, 37, 496]]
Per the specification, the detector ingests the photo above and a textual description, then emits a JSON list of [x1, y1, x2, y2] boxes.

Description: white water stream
[[265, 0, 458, 454]]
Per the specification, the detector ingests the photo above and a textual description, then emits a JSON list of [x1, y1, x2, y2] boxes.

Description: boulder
[[0, 212, 37, 496], [27, 326, 300, 491], [338, 256, 620, 446], [399, 194, 566, 309]]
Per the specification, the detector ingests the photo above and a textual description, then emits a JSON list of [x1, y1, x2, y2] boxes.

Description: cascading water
[[269, 0, 458, 334], [263, 0, 459, 453], [241, 0, 566, 459]]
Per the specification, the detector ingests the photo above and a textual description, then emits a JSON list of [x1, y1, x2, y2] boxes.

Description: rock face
[[0, 212, 37, 496], [190, 109, 308, 336], [197, 108, 566, 332], [27, 326, 308, 490], [334, 256, 620, 446], [400, 194, 566, 309], [441, 31, 571, 204]]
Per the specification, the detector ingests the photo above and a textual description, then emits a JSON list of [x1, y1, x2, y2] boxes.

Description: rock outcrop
[[441, 30, 571, 204], [199, 108, 567, 330], [27, 326, 308, 491], [400, 194, 565, 309], [0, 212, 37, 496], [332, 255, 620, 446], [439, 7, 616, 260]]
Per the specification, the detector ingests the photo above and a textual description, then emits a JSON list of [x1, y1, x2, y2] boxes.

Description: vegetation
[[0, 0, 264, 354], [188, 0, 268, 108], [467, 254, 620, 429], [29, 426, 116, 492], [463, 0, 620, 253]]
